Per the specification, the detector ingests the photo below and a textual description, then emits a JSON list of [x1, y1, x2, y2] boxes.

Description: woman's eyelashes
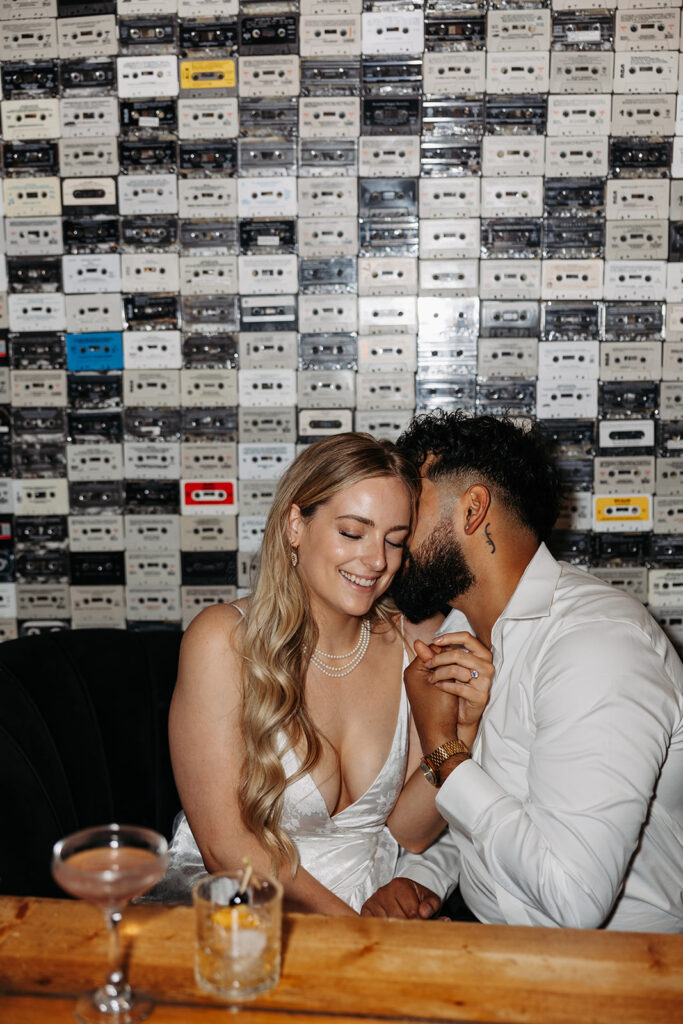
[[339, 530, 405, 549]]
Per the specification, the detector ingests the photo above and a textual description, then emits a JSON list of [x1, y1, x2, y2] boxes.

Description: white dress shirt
[[398, 543, 683, 931]]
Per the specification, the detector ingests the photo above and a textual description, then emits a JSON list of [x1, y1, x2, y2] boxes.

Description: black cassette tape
[[70, 552, 124, 586], [476, 381, 536, 416], [669, 223, 683, 262], [67, 410, 122, 442], [69, 480, 124, 512], [359, 219, 419, 256], [1, 61, 57, 96], [63, 217, 119, 250], [547, 530, 592, 564], [300, 59, 361, 97], [123, 294, 179, 329], [593, 534, 648, 565], [67, 372, 122, 409], [119, 18, 177, 50], [481, 300, 540, 338], [0, 407, 11, 446], [362, 97, 421, 135], [183, 334, 238, 368], [182, 296, 238, 330], [544, 178, 605, 218], [299, 258, 357, 293], [543, 218, 604, 259], [239, 296, 296, 332], [480, 219, 542, 259], [359, 178, 418, 218], [362, 57, 422, 97], [3, 141, 59, 175], [7, 257, 62, 291], [420, 138, 481, 176], [181, 551, 237, 586], [299, 139, 357, 175], [239, 219, 296, 255], [298, 334, 357, 370], [484, 95, 547, 135], [555, 457, 594, 491], [604, 303, 663, 341], [121, 216, 177, 249], [126, 480, 179, 513], [599, 382, 658, 419], [119, 139, 177, 170], [239, 14, 298, 56], [0, 448, 12, 475], [425, 14, 486, 50], [12, 443, 67, 476], [543, 420, 596, 458], [120, 99, 177, 134], [0, 550, 14, 582], [421, 98, 484, 137], [179, 220, 237, 250], [658, 422, 683, 456], [10, 335, 65, 370], [541, 301, 601, 341], [179, 21, 238, 52], [60, 59, 116, 91], [12, 407, 66, 440], [609, 139, 672, 179], [16, 552, 69, 584], [650, 535, 683, 565], [182, 407, 238, 441], [179, 141, 237, 172], [239, 98, 297, 140], [551, 10, 614, 51], [58, 1, 116, 14], [15, 516, 67, 548], [238, 138, 296, 171], [124, 408, 181, 441]]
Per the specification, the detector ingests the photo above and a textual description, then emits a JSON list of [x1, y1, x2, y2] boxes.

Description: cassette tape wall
[[0, 0, 682, 648]]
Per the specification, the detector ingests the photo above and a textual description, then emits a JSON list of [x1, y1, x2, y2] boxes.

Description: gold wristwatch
[[420, 738, 471, 787]]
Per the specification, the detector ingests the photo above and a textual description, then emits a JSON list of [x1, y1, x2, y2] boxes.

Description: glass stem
[[94, 907, 134, 1014]]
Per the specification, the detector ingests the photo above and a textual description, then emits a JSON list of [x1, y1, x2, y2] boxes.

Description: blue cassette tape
[[66, 332, 123, 372]]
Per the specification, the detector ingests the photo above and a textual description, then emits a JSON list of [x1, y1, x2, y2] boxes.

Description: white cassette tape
[[239, 56, 300, 99], [541, 260, 604, 301], [238, 442, 295, 481], [0, 585, 16, 621], [11, 370, 66, 408], [237, 178, 297, 219], [612, 94, 676, 137], [180, 516, 237, 553], [487, 8, 550, 52], [13, 478, 68, 516], [1, 98, 60, 142], [659, 381, 683, 420], [3, 177, 60, 218], [125, 514, 179, 554], [298, 217, 358, 258], [60, 96, 119, 139], [657, 455, 683, 495], [299, 15, 361, 57], [298, 177, 358, 218], [57, 14, 117, 59], [297, 370, 355, 408], [181, 369, 238, 408], [606, 179, 670, 220], [671, 137, 683, 178], [121, 254, 179, 295], [178, 179, 236, 219], [418, 259, 478, 297], [418, 219, 480, 260], [600, 340, 662, 381], [299, 97, 360, 139], [480, 177, 543, 219], [123, 331, 182, 370], [239, 481, 278, 515], [419, 178, 480, 219], [479, 261, 542, 301], [486, 52, 549, 94], [591, 567, 648, 604], [358, 136, 420, 178], [117, 174, 178, 217], [60, 138, 119, 178], [239, 333, 298, 370], [177, 98, 238, 140], [593, 494, 653, 532], [358, 295, 417, 335], [67, 443, 124, 483], [649, 569, 683, 608], [300, 0, 362, 12], [126, 553, 181, 588], [605, 220, 668, 261], [123, 369, 181, 408], [124, 441, 180, 480], [355, 372, 414, 411], [181, 479, 237, 516], [178, 0, 236, 12], [8, 291, 65, 332], [595, 454, 656, 494], [238, 516, 266, 553], [481, 137, 545, 178], [537, 341, 599, 382], [181, 442, 237, 480], [613, 52, 679, 92], [62, 253, 121, 295], [181, 586, 237, 627], [357, 334, 416, 373], [238, 369, 297, 408], [298, 409, 353, 437], [0, 481, 12, 515], [422, 52, 486, 97], [663, 341, 683, 381], [117, 56, 179, 98], [1, 17, 57, 59], [615, 8, 680, 50], [546, 95, 611, 138], [545, 136, 609, 178], [676, 94, 683, 136], [477, 338, 538, 380], [604, 261, 667, 300], [556, 490, 593, 532], [62, 178, 116, 211], [120, 0, 180, 12], [666, 302, 683, 339], [598, 419, 655, 450], [69, 515, 124, 554], [549, 52, 614, 94], [667, 263, 683, 302], [298, 294, 358, 334], [0, 0, 56, 17], [70, 587, 125, 629], [5, 217, 63, 257], [179, 255, 237, 297], [125, 587, 181, 623], [654, 496, 683, 534], [358, 257, 417, 297], [15, 584, 65, 621], [536, 381, 598, 419], [361, 12, 423, 55]]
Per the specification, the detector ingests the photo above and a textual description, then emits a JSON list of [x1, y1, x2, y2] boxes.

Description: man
[[363, 411, 683, 931]]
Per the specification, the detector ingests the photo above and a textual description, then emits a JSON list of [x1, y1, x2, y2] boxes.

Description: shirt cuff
[[435, 757, 508, 832], [394, 853, 455, 902]]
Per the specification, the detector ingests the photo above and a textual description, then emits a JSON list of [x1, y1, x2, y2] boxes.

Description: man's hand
[[361, 878, 441, 919]]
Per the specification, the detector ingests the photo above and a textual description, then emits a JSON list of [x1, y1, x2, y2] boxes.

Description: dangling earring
[[290, 547, 298, 568]]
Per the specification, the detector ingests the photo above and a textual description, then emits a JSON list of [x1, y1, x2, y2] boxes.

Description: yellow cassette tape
[[180, 59, 236, 91], [593, 495, 652, 533]]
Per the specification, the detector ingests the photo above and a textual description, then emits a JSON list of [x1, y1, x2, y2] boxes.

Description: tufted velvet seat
[[0, 628, 182, 897]]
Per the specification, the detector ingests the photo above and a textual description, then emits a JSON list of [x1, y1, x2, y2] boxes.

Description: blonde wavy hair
[[237, 432, 420, 872]]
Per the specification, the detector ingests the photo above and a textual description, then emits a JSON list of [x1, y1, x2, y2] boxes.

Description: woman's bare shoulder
[[180, 600, 248, 661]]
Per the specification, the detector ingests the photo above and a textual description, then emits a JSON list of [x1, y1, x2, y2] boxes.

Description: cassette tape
[[299, 257, 357, 294], [549, 52, 614, 94], [354, 372, 413, 411], [299, 96, 360, 139], [297, 177, 357, 220], [599, 418, 655, 452], [590, 566, 649, 603], [125, 586, 181, 622], [609, 138, 671, 179], [418, 218, 480, 261], [57, 14, 117, 60], [298, 138, 358, 177], [418, 259, 478, 297], [651, 608, 683, 649], [126, 552, 181, 588], [178, 140, 236, 174], [119, 15, 176, 54], [122, 330, 181, 371], [238, 218, 295, 256], [606, 179, 669, 221], [1, 18, 58, 60], [480, 178, 543, 220], [10, 333, 65, 370], [181, 295, 238, 331], [124, 514, 179, 556], [611, 94, 676, 137], [123, 440, 180, 480], [11, 369, 66, 408], [62, 253, 120, 295], [60, 57, 116, 92], [66, 442, 123, 482], [3, 178, 60, 220], [178, 255, 237, 298], [417, 335, 477, 375], [68, 514, 124, 553], [357, 257, 416, 297], [123, 368, 180, 408], [613, 51, 678, 93], [538, 340, 600, 383], [296, 369, 355, 409], [235, 332, 293, 371], [475, 380, 535, 417], [58, 0, 115, 13], [649, 569, 683, 608], [481, 219, 542, 259], [238, 295, 295, 334], [180, 369, 237, 408], [69, 586, 124, 629], [0, 0, 57, 17], [239, 96, 298, 140], [179, 19, 237, 54], [358, 178, 417, 220], [12, 407, 67, 444], [666, 301, 683, 340], [541, 260, 604, 301], [236, 178, 297, 220], [299, 15, 361, 58], [360, 294, 418, 336], [357, 334, 416, 374], [0, 99, 58, 144], [298, 333, 357, 371], [551, 8, 615, 49], [486, 52, 549, 95], [238, 139, 297, 177], [362, 96, 421, 136], [654, 496, 683, 535], [7, 255, 61, 291], [125, 479, 179, 514], [238, 441, 295, 481], [175, 97, 237, 141], [238, 55, 300, 99], [545, 136, 609, 179], [181, 406, 237, 442], [63, 209, 119, 247], [600, 340, 662, 382], [60, 98, 117, 144], [359, 219, 418, 258], [481, 137, 544, 178], [480, 299, 538, 338], [299, 54, 361, 97], [361, 55, 423, 98], [238, 368, 297, 408], [484, 94, 546, 136], [487, 9, 550, 52], [593, 494, 652, 533], [659, 381, 683, 421], [13, 477, 68, 517], [180, 442, 236, 481], [15, 584, 67, 622], [599, 381, 659, 420], [545, 94, 611, 139], [421, 138, 483, 178], [179, 58, 237, 97], [297, 294, 357, 334], [239, 12, 297, 55], [606, 220, 668, 262], [3, 140, 58, 177], [535, 380, 598, 420], [358, 136, 420, 178], [604, 260, 667, 300], [656, 455, 683, 495], [542, 218, 604, 259], [361, 11, 423, 56], [604, 301, 663, 341], [475, 337, 536, 381], [9, 292, 66, 332], [556, 490, 593, 533], [237, 254, 298, 296], [423, 12, 485, 52], [180, 513, 237, 553], [297, 409, 353, 440], [422, 52, 486, 96], [181, 585, 237, 626], [663, 341, 683, 381], [179, 221, 237, 255], [298, 217, 358, 259], [669, 221, 683, 263], [181, 550, 237, 589], [121, 254, 179, 295], [118, 175, 177, 218], [479, 261, 541, 301], [178, 180, 236, 221], [238, 406, 296, 443], [117, 55, 179, 99], [418, 180, 479, 223], [615, 8, 680, 50], [667, 263, 683, 303]]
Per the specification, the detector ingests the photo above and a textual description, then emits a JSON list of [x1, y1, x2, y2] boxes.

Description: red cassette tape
[[182, 479, 237, 515]]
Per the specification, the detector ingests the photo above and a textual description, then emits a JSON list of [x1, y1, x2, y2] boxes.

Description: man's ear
[[462, 484, 491, 536], [288, 503, 304, 546]]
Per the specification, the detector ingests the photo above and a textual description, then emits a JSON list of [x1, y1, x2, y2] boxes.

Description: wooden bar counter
[[0, 897, 681, 1024]]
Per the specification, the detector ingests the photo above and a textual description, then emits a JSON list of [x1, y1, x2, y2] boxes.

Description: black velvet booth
[[0, 628, 183, 898]]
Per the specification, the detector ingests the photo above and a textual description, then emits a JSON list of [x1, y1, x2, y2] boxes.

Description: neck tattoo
[[485, 523, 496, 554]]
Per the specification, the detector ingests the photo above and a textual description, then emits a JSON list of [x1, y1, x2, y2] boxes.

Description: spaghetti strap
[[232, 603, 246, 620]]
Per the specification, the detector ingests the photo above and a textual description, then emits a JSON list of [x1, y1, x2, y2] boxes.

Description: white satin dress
[[155, 663, 410, 912]]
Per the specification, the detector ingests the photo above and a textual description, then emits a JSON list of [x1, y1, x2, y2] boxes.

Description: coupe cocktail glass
[[52, 823, 169, 1024]]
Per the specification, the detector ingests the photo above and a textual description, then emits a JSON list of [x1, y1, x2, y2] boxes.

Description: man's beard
[[391, 518, 475, 623]]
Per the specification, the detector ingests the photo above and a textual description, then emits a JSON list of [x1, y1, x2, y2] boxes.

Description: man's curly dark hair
[[396, 411, 561, 544]]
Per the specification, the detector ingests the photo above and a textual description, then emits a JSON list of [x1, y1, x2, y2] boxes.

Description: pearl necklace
[[308, 618, 371, 677]]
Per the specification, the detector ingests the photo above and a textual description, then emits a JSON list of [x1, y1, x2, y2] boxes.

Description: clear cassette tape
[[299, 257, 357, 293], [476, 380, 536, 416], [298, 139, 358, 177], [299, 333, 357, 370]]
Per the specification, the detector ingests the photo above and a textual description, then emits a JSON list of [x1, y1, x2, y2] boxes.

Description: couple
[[165, 412, 683, 931]]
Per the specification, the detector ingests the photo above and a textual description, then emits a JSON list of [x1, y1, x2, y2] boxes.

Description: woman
[[163, 433, 492, 914]]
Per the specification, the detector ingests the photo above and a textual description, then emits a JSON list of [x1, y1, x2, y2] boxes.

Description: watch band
[[423, 738, 471, 786]]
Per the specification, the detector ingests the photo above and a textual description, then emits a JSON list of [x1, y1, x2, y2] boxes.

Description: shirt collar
[[496, 542, 561, 622]]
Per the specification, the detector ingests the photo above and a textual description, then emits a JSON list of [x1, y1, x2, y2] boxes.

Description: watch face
[[420, 757, 437, 787]]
